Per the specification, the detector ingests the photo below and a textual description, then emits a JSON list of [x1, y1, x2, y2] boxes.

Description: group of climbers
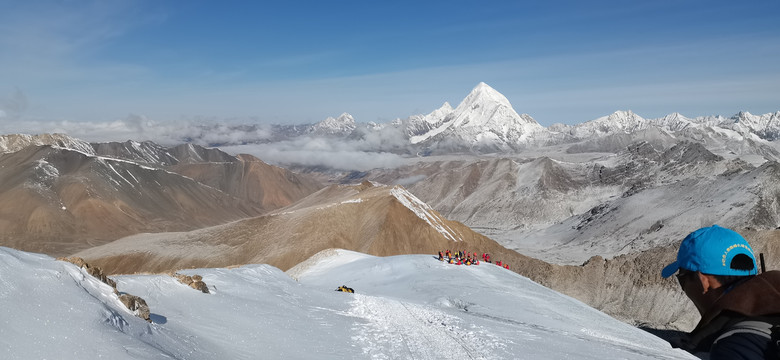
[[437, 250, 509, 270], [496, 260, 509, 270], [438, 250, 478, 265], [335, 251, 508, 295]]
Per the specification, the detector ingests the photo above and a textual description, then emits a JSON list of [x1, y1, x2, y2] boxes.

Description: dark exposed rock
[[119, 294, 151, 322], [170, 272, 210, 294], [57, 257, 117, 291], [536, 157, 579, 194], [660, 141, 722, 164], [576, 204, 611, 230], [57, 257, 151, 322]]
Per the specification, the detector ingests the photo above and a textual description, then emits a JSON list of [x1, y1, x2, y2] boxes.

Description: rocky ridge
[[73, 181, 538, 276]]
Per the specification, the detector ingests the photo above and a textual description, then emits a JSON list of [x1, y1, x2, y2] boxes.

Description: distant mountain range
[[156, 82, 780, 161]]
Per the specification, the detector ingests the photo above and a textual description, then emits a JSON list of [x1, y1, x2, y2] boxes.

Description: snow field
[[0, 248, 176, 359], [1, 247, 696, 359], [295, 250, 696, 360], [347, 294, 504, 359]]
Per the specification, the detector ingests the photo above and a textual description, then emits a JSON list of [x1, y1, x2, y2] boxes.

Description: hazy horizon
[[1, 1, 779, 131]]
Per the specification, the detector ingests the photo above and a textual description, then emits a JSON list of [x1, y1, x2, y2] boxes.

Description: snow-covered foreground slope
[[1, 247, 694, 359]]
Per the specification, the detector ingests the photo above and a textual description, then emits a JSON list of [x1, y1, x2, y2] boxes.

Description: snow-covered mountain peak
[[654, 112, 697, 131], [428, 102, 453, 118], [404, 103, 455, 139], [336, 112, 354, 123], [724, 110, 780, 140], [453, 82, 514, 125], [737, 110, 754, 119], [0, 133, 95, 155], [309, 112, 356, 135], [409, 82, 544, 148], [733, 111, 780, 127], [468, 82, 509, 103], [569, 110, 650, 138], [447, 82, 540, 130], [662, 112, 686, 121], [421, 102, 454, 125], [606, 110, 641, 122]]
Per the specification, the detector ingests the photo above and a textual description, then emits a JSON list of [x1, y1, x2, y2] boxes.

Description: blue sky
[[1, 0, 779, 128]]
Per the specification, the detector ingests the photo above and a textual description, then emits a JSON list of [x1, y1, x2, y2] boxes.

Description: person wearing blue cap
[[661, 225, 780, 359]]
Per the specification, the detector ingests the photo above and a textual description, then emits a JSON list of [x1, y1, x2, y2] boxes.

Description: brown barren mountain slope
[[0, 145, 260, 255], [75, 181, 549, 275], [1, 138, 323, 256], [167, 153, 322, 211]]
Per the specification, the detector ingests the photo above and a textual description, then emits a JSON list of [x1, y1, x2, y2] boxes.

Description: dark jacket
[[683, 271, 780, 359]]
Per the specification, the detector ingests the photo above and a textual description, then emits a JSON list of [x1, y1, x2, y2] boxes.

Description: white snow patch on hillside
[[33, 159, 59, 179], [312, 198, 365, 212], [101, 158, 136, 187], [340, 198, 363, 204], [391, 185, 461, 242], [410, 120, 451, 144]]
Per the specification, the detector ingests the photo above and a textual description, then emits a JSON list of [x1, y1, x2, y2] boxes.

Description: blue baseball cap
[[661, 225, 758, 278]]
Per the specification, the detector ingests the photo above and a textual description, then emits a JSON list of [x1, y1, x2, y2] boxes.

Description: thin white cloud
[[0, 114, 409, 172], [0, 114, 277, 147], [221, 139, 407, 172], [395, 175, 427, 187]]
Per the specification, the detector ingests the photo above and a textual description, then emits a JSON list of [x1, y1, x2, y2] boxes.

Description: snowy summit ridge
[[451, 82, 518, 128], [309, 112, 356, 136], [565, 110, 650, 138], [411, 82, 544, 150]]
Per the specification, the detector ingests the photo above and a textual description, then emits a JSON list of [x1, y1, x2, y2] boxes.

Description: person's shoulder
[[710, 320, 777, 360], [758, 270, 780, 284]]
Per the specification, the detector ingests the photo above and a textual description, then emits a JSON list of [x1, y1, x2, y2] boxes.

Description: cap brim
[[661, 261, 679, 278]]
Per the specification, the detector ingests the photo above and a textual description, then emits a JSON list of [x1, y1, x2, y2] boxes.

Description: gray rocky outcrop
[[118, 294, 151, 322], [57, 256, 151, 322], [58, 256, 118, 290], [170, 272, 210, 293]]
